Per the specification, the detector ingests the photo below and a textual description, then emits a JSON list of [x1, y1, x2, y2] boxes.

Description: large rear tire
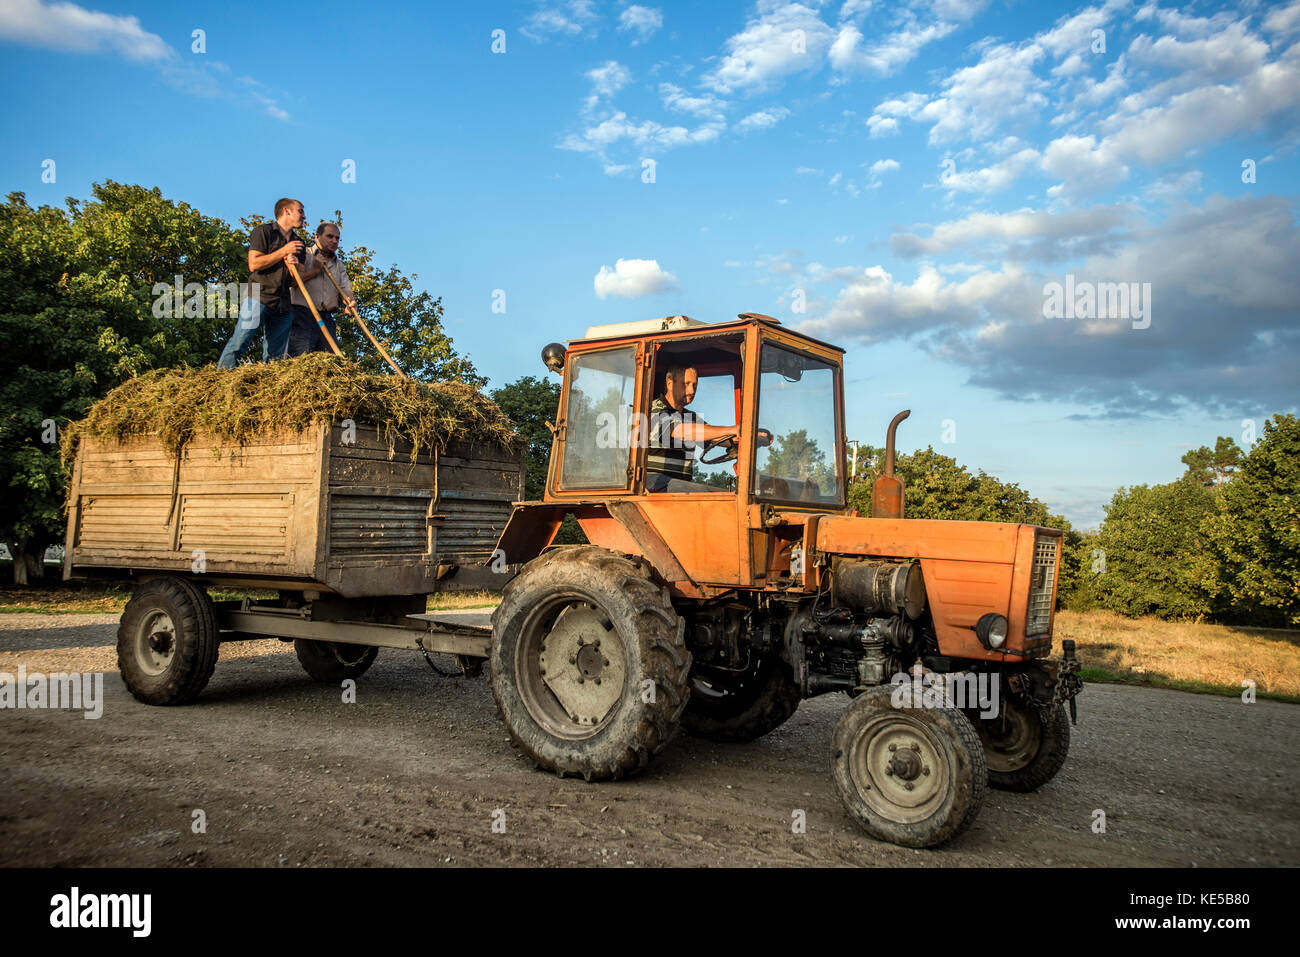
[[832, 686, 987, 848], [969, 698, 1070, 792], [117, 577, 220, 705], [489, 546, 691, 781], [681, 653, 801, 742]]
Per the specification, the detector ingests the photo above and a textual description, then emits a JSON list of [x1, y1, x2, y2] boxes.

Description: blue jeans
[[287, 305, 337, 357], [217, 298, 293, 368]]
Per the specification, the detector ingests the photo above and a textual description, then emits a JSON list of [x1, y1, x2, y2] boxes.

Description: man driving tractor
[[647, 364, 771, 492]]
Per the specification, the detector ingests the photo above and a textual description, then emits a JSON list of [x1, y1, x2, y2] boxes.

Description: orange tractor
[[491, 313, 1081, 847]]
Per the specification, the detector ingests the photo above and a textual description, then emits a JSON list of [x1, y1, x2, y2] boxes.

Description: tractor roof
[[576, 313, 845, 355]]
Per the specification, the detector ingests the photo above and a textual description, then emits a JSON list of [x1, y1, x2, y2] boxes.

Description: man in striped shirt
[[646, 365, 741, 492]]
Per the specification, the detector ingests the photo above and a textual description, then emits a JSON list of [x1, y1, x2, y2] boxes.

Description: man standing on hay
[[217, 197, 307, 368], [287, 221, 354, 357]]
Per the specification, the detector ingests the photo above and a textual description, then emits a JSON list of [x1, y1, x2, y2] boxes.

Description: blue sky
[[2, 0, 1297, 527]]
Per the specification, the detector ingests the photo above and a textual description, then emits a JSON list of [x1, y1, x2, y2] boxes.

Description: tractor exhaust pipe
[[872, 409, 910, 519]]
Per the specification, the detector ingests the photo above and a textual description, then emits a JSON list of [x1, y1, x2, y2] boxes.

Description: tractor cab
[[543, 313, 846, 509]]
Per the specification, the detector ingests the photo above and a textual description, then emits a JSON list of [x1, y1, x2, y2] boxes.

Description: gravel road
[[2, 611, 1296, 867]]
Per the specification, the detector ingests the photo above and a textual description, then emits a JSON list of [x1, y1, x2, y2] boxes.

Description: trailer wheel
[[293, 640, 379, 682], [681, 653, 801, 742], [968, 699, 1070, 792], [117, 577, 220, 705], [832, 686, 986, 848], [490, 546, 691, 781]]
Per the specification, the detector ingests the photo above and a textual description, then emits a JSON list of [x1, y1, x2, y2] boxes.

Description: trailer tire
[[832, 686, 987, 848], [681, 654, 801, 742], [490, 546, 691, 781], [294, 640, 379, 682], [117, 577, 220, 706], [969, 699, 1070, 792]]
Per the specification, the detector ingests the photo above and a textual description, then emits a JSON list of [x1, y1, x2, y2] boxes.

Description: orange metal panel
[[816, 516, 1021, 562], [633, 497, 743, 584]]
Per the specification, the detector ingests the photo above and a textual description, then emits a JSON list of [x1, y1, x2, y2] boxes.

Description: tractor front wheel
[[832, 686, 987, 848]]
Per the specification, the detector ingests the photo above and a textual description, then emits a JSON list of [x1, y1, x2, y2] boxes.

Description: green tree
[[1180, 435, 1244, 486], [1200, 414, 1300, 626], [490, 375, 561, 500], [1086, 479, 1218, 620]]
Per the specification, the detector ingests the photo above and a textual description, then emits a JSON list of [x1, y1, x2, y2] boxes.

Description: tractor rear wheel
[[117, 577, 220, 705], [489, 546, 691, 781], [294, 640, 379, 682], [681, 653, 801, 742], [968, 698, 1070, 792], [832, 686, 987, 848]]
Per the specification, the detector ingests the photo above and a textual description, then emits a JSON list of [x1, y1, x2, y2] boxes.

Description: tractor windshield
[[754, 344, 841, 504]]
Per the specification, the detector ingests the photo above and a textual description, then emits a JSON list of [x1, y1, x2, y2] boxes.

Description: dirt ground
[[1, 610, 1296, 867]]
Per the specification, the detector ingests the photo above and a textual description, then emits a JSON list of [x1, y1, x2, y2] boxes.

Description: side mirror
[[541, 342, 566, 374]]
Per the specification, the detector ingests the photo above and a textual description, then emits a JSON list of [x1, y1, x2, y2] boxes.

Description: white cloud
[[594, 258, 680, 299], [796, 165, 823, 174], [560, 111, 723, 159], [798, 195, 1300, 416], [919, 42, 1048, 144], [586, 61, 631, 99], [1264, 1, 1300, 38], [659, 83, 727, 122], [701, 2, 836, 94], [736, 106, 791, 132], [0, 0, 171, 60], [888, 204, 1137, 258], [869, 158, 899, 175], [522, 1, 599, 41], [618, 5, 662, 43], [1041, 134, 1127, 197], [939, 148, 1040, 193], [866, 115, 898, 136], [829, 19, 958, 77]]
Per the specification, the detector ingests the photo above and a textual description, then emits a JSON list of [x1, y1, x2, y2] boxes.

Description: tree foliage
[[1200, 414, 1300, 626]]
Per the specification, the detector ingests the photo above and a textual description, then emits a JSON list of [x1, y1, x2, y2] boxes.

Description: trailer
[[64, 419, 525, 702]]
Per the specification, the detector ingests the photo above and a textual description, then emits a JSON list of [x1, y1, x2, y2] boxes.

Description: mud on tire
[[117, 576, 221, 706], [832, 685, 987, 848], [489, 546, 691, 781], [681, 653, 801, 743]]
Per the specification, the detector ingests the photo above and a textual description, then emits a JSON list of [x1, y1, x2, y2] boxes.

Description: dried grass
[[61, 354, 521, 466]]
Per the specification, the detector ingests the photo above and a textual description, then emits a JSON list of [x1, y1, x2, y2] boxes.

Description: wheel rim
[[134, 609, 177, 677], [516, 593, 628, 740], [848, 713, 950, 825], [978, 701, 1042, 773]]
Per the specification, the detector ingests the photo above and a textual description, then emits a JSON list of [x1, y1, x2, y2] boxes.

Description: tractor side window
[[559, 347, 637, 490], [754, 345, 842, 503]]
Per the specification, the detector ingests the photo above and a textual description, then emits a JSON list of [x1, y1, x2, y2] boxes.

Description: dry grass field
[[1058, 609, 1300, 702]]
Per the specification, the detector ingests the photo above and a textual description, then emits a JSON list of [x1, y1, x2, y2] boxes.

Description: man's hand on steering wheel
[[699, 432, 739, 465]]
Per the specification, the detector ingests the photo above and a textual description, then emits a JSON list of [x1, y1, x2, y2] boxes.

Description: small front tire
[[832, 686, 987, 848]]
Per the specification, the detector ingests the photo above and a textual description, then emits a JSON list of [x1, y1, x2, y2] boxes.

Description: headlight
[[976, 613, 1008, 649]]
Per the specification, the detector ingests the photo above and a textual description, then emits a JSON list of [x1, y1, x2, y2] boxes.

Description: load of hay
[[60, 354, 522, 466]]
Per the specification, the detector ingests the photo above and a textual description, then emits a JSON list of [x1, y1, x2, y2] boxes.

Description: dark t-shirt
[[248, 222, 294, 310]]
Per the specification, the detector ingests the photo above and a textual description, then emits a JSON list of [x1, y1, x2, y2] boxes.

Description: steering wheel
[[700, 434, 738, 465], [699, 428, 774, 465]]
